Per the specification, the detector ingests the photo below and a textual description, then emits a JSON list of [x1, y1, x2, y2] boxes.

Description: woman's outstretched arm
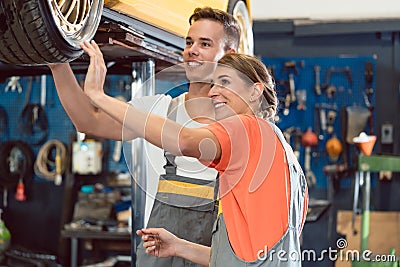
[[80, 40, 221, 161]]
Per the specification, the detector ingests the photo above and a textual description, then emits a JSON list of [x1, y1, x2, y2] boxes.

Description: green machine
[[0, 209, 10, 262], [352, 154, 400, 267]]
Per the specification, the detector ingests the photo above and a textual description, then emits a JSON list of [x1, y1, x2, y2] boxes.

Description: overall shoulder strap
[[167, 95, 181, 122], [164, 96, 181, 174], [269, 122, 293, 163], [269, 122, 307, 230]]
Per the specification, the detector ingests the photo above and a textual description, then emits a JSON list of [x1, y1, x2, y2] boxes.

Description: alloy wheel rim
[[232, 1, 254, 55], [49, 0, 92, 35]]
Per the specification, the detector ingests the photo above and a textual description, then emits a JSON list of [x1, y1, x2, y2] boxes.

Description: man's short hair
[[189, 7, 240, 52]]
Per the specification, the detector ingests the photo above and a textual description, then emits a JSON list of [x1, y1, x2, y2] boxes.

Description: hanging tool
[[315, 103, 338, 140], [288, 73, 296, 103], [283, 61, 299, 75], [24, 77, 33, 106], [18, 76, 49, 145], [55, 146, 62, 186], [365, 61, 373, 84], [301, 128, 318, 187], [325, 135, 343, 162], [0, 141, 34, 205], [313, 105, 324, 141], [18, 104, 49, 145], [15, 177, 26, 201], [279, 80, 294, 116], [326, 85, 337, 98], [344, 106, 370, 144], [283, 127, 302, 159], [7, 147, 27, 202], [40, 75, 47, 107], [322, 66, 353, 88], [7, 148, 26, 201], [326, 110, 337, 134], [275, 80, 291, 116], [323, 163, 347, 198], [283, 93, 291, 116], [282, 61, 299, 115], [364, 61, 374, 134], [321, 66, 353, 98], [314, 65, 321, 95], [5, 76, 22, 93], [319, 108, 327, 137], [296, 89, 307, 110]]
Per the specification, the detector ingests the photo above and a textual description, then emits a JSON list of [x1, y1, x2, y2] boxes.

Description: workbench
[[61, 228, 131, 267]]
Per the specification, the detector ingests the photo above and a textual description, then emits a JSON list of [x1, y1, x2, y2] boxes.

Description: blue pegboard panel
[[0, 74, 132, 183], [262, 55, 377, 189]]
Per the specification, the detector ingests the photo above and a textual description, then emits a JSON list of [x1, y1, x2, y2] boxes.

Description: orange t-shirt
[[205, 115, 293, 262]]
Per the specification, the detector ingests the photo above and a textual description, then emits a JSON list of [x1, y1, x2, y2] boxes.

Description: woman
[[81, 40, 308, 266]]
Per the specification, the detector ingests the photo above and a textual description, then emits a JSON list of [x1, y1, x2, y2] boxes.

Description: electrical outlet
[[381, 123, 393, 144]]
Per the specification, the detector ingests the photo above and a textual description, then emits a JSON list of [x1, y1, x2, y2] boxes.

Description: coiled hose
[[34, 140, 68, 185]]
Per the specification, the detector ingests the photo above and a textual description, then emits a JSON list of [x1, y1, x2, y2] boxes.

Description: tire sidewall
[[228, 0, 254, 55]]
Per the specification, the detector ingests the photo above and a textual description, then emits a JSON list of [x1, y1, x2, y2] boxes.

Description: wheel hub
[[49, 0, 92, 35]]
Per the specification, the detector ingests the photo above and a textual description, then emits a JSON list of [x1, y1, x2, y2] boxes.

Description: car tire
[[0, 0, 103, 65], [228, 0, 254, 55]]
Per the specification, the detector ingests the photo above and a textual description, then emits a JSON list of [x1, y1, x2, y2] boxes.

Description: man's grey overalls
[[136, 98, 218, 267]]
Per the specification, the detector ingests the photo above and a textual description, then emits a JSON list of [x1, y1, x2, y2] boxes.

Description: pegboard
[[0, 74, 132, 183], [262, 55, 377, 189]]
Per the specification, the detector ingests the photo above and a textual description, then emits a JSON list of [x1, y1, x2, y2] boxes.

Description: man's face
[[183, 19, 227, 82], [183, 19, 226, 63]]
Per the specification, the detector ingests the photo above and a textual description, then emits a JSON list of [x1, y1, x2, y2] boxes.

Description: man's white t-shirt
[[130, 92, 217, 227]]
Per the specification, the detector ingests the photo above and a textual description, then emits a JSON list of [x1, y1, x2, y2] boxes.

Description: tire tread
[[0, 0, 75, 65]]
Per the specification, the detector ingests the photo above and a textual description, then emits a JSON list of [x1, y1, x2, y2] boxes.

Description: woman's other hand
[[137, 228, 179, 258]]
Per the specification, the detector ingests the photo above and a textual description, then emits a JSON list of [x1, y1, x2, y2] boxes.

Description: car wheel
[[228, 0, 254, 55], [0, 0, 103, 65]]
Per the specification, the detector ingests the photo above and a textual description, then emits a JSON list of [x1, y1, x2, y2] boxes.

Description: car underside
[[0, 6, 186, 81], [0, 0, 253, 81]]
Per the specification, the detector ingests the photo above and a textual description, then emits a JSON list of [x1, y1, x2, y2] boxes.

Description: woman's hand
[[136, 228, 179, 258], [137, 227, 211, 266], [80, 40, 107, 106]]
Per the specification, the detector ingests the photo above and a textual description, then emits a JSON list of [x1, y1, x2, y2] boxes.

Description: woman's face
[[208, 66, 254, 120]]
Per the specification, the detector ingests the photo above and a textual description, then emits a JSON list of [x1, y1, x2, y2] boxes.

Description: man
[[49, 7, 240, 267]]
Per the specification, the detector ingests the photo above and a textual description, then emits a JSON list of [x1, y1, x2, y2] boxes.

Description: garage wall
[[253, 20, 400, 155], [253, 20, 400, 191], [0, 74, 131, 259], [250, 0, 400, 20]]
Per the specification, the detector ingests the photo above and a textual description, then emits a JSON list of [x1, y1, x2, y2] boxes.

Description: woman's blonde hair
[[218, 53, 278, 120]]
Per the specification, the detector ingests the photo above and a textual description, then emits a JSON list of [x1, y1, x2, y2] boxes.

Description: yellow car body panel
[[104, 0, 250, 37]]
